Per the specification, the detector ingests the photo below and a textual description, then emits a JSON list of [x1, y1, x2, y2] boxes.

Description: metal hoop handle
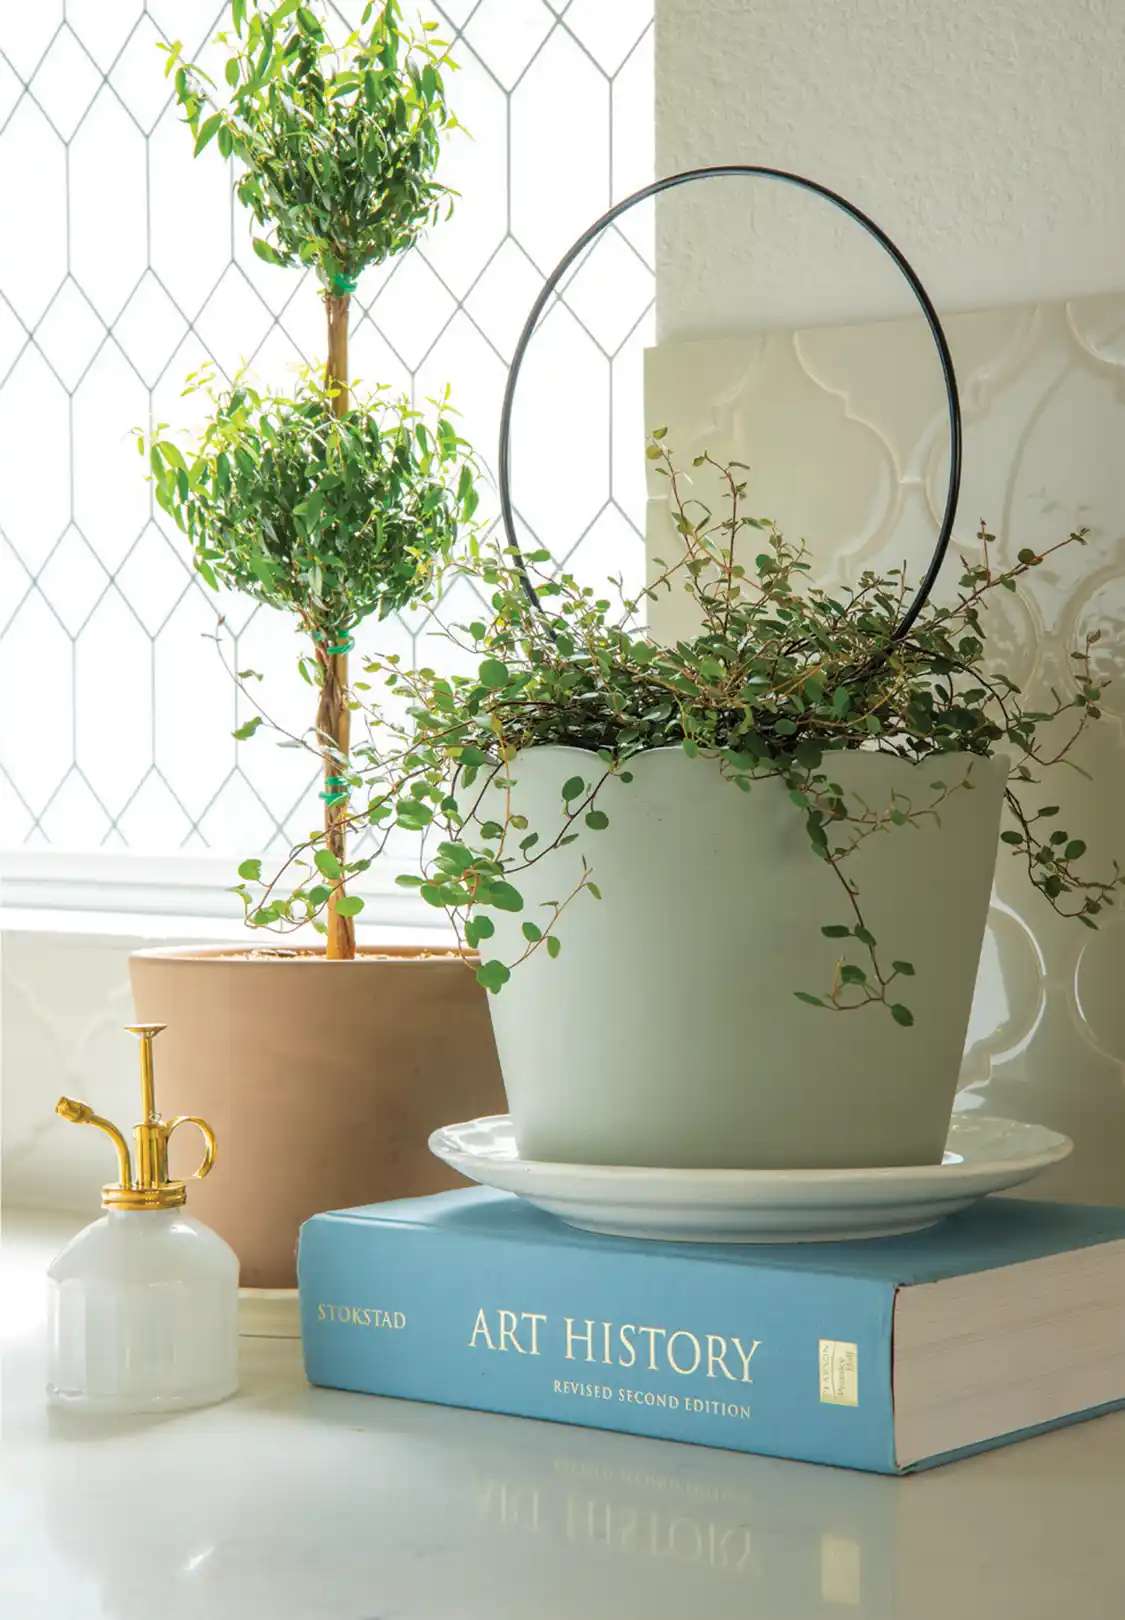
[[497, 165, 962, 643], [167, 1115, 217, 1180]]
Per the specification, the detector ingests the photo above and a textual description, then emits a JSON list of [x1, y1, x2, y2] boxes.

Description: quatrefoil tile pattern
[[644, 296, 1125, 1201], [0, 0, 654, 856]]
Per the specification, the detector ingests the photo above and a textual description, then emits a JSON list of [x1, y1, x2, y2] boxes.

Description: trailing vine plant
[[233, 434, 1121, 1018], [152, 0, 474, 959]]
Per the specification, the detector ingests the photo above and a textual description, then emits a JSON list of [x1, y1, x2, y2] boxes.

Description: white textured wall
[[655, 0, 1125, 340]]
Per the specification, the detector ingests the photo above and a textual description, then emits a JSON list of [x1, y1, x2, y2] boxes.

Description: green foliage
[[147, 371, 478, 636], [234, 437, 1122, 1012], [152, 0, 473, 954], [161, 0, 457, 288]]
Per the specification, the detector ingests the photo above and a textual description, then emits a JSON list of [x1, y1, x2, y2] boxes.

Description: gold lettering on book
[[468, 1310, 761, 1382], [551, 1378, 754, 1419], [667, 1331, 701, 1375], [564, 1318, 598, 1361], [469, 1307, 548, 1353], [315, 1304, 406, 1328]]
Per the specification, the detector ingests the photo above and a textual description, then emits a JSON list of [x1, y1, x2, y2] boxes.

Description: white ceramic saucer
[[428, 1114, 1072, 1243]]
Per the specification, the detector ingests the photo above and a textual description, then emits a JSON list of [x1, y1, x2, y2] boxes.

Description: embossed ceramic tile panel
[[0, 0, 653, 857], [644, 296, 1125, 1201], [1, 930, 139, 1209]]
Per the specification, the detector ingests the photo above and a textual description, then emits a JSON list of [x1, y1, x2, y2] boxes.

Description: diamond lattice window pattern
[[0, 0, 654, 855]]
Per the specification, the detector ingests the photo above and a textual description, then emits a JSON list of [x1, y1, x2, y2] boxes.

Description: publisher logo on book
[[819, 1340, 859, 1406]]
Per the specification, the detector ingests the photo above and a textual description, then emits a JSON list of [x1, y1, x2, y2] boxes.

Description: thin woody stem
[[323, 290, 355, 961]]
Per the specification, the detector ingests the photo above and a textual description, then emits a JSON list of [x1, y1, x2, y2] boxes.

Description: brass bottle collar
[[56, 1024, 216, 1213]]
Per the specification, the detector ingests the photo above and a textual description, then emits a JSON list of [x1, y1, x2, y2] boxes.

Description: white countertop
[[3, 1209, 1125, 1620]]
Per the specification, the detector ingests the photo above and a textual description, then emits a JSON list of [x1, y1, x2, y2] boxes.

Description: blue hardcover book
[[297, 1189, 1125, 1474]]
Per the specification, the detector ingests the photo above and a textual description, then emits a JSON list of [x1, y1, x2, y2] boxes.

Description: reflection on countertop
[[3, 1208, 1124, 1620]]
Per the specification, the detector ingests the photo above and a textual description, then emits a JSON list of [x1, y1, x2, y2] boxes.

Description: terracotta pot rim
[[129, 943, 479, 967]]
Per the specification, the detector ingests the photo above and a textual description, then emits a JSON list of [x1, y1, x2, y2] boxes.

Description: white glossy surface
[[429, 1114, 1072, 1242], [4, 1208, 1125, 1619], [47, 1210, 239, 1413]]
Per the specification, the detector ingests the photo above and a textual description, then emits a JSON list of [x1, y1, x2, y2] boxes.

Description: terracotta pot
[[129, 946, 505, 1288]]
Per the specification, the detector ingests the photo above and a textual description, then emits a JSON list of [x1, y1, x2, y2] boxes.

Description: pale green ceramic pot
[[484, 745, 1007, 1171]]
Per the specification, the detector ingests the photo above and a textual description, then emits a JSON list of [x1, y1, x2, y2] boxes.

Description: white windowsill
[[0, 847, 452, 943], [0, 908, 451, 946]]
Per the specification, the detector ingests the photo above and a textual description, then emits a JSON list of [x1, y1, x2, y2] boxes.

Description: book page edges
[[893, 1238, 1125, 1468]]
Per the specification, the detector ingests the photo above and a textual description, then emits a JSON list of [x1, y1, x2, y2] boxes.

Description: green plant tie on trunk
[[331, 271, 358, 294], [315, 629, 355, 656], [317, 630, 353, 802], [320, 775, 350, 805]]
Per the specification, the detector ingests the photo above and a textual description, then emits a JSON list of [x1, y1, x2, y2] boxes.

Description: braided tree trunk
[[319, 291, 355, 961]]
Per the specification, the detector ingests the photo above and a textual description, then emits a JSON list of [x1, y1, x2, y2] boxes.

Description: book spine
[[297, 1212, 899, 1474]]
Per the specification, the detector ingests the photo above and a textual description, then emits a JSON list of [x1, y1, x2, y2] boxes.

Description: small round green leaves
[[464, 915, 494, 949], [482, 881, 523, 912], [242, 434, 1119, 1012], [478, 659, 509, 689], [476, 959, 511, 994]]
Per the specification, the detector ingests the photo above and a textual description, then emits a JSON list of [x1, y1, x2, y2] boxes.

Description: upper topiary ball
[[163, 0, 458, 290]]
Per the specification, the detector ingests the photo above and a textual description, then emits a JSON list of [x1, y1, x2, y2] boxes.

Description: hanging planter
[[243, 168, 1122, 1177]]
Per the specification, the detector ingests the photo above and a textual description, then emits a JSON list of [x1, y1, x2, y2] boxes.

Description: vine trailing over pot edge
[[232, 436, 1123, 1022]]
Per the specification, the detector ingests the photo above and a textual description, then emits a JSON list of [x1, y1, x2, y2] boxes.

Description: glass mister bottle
[[48, 1023, 240, 1413]]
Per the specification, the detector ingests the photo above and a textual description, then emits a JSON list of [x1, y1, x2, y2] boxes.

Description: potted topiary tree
[[128, 0, 505, 1294]]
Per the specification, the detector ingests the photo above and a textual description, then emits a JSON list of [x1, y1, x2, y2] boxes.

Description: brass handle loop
[[167, 1116, 218, 1180]]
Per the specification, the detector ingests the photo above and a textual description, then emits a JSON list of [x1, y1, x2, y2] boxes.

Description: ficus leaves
[[162, 0, 457, 290], [148, 373, 479, 640]]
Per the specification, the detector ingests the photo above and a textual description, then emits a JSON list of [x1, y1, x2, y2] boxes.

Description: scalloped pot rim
[[496, 743, 1012, 766], [495, 743, 1014, 786]]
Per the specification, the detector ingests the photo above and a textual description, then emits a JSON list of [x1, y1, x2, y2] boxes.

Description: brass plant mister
[[56, 1024, 217, 1211]]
